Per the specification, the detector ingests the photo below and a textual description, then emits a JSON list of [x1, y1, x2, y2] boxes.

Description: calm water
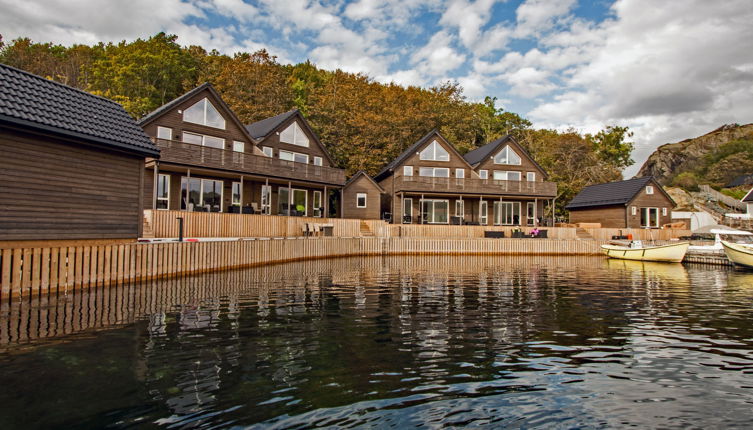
[[1, 256, 752, 429]]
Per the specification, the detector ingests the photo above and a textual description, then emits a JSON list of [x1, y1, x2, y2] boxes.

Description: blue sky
[[2, 0, 752, 176]]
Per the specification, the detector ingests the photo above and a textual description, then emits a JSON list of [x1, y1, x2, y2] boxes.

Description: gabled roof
[[566, 177, 670, 210], [344, 170, 385, 193], [245, 110, 298, 140], [246, 109, 336, 166], [0, 63, 157, 156], [463, 135, 549, 178], [726, 174, 753, 188], [743, 188, 753, 203], [138, 82, 259, 147], [374, 129, 473, 181]]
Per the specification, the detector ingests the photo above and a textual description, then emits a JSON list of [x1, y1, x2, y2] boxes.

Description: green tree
[[587, 125, 635, 169]]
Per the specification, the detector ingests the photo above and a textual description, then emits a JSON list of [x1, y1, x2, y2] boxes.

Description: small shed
[[743, 188, 753, 216], [565, 177, 675, 228], [342, 171, 384, 220]]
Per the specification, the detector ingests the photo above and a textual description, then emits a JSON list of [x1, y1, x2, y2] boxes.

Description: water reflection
[[0, 256, 752, 429]]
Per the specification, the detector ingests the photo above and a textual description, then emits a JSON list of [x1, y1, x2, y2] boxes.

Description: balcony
[[393, 175, 557, 198], [154, 138, 346, 186]]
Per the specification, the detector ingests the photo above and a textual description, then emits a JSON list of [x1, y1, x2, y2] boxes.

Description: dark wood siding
[[1, 129, 144, 240], [256, 115, 335, 168], [342, 175, 382, 219], [473, 139, 546, 181], [568, 183, 674, 228], [626, 185, 674, 228], [569, 205, 626, 228]]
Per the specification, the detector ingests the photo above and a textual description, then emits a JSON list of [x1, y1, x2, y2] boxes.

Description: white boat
[[601, 241, 690, 263], [720, 240, 753, 269]]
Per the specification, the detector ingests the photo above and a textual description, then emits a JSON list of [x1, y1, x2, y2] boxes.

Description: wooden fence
[[0, 237, 605, 300], [387, 224, 579, 239], [583, 228, 691, 241]]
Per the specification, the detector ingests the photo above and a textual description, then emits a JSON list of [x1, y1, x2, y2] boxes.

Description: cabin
[[0, 63, 159, 242], [565, 177, 675, 228], [342, 171, 384, 220], [139, 84, 346, 218], [374, 130, 557, 225], [743, 188, 753, 216]]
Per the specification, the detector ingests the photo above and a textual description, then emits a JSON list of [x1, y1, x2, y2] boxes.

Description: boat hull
[[721, 241, 753, 269], [601, 242, 689, 263]]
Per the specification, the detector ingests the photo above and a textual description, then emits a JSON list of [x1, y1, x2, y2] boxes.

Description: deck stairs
[[359, 221, 375, 237], [575, 228, 594, 240], [142, 213, 155, 238]]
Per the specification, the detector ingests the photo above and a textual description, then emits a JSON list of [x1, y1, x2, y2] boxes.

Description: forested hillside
[[0, 33, 634, 214]]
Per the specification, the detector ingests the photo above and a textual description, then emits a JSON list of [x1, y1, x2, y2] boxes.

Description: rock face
[[637, 123, 753, 185], [665, 187, 696, 211]]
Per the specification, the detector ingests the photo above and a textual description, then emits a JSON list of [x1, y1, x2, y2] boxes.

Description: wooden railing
[[700, 185, 746, 212], [154, 138, 346, 185], [392, 176, 557, 197], [582, 228, 691, 241]]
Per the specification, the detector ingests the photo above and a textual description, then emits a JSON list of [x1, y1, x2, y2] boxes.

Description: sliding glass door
[[181, 177, 223, 212], [493, 201, 521, 225], [420, 199, 449, 224]]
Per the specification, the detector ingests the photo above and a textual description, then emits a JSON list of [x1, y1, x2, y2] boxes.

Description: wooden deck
[[392, 176, 557, 197]]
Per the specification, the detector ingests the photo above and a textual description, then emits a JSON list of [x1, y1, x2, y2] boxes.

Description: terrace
[[391, 175, 557, 198]]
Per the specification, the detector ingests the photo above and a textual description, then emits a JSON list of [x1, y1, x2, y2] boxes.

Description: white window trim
[[420, 199, 450, 224], [183, 131, 225, 149], [183, 98, 226, 129], [404, 165, 413, 176], [455, 168, 465, 178], [292, 188, 308, 216], [527, 201, 536, 226], [662, 207, 668, 216], [157, 126, 172, 140], [280, 122, 310, 147], [631, 206, 637, 216], [313, 156, 323, 166], [527, 172, 536, 182], [279, 149, 309, 164], [479, 170, 488, 180], [356, 192, 367, 208], [313, 190, 323, 217], [455, 200, 464, 217], [403, 198, 413, 223], [262, 146, 273, 157], [646, 186, 654, 194], [493, 145, 522, 165], [479, 200, 488, 225], [182, 177, 224, 212], [156, 174, 170, 210], [493, 201, 521, 226], [493, 170, 522, 181], [419, 167, 450, 177], [419, 140, 450, 161], [231, 181, 242, 206], [232, 141, 245, 153], [641, 207, 660, 228], [261, 185, 272, 214]]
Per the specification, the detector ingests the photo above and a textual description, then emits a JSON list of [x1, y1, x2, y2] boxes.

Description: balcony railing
[[393, 175, 557, 198], [154, 138, 346, 185]]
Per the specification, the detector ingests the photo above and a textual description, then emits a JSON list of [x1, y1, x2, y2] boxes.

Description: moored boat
[[720, 240, 753, 269], [601, 241, 690, 263]]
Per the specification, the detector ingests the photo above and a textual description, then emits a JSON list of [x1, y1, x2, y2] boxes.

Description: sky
[[2, 0, 752, 177]]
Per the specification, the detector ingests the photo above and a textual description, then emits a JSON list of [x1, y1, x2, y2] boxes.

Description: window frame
[[419, 140, 450, 161], [157, 126, 172, 140], [455, 168, 465, 178], [479, 200, 488, 225], [181, 177, 224, 212], [493, 145, 522, 165], [403, 198, 413, 223], [419, 167, 450, 177], [262, 146, 273, 157], [356, 192, 367, 208], [641, 207, 660, 228], [403, 165, 413, 176], [182, 131, 225, 149], [478, 170, 488, 180], [279, 122, 310, 147], [493, 170, 522, 181], [455, 200, 464, 217], [182, 98, 226, 129], [156, 174, 170, 210], [313, 156, 323, 166], [279, 149, 309, 164], [313, 191, 323, 217], [646, 186, 654, 195], [231, 181, 242, 206], [527, 172, 536, 182]]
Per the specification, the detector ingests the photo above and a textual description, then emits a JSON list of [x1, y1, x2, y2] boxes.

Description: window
[[233, 141, 245, 153], [156, 174, 170, 209], [493, 171, 522, 181], [455, 200, 464, 217], [641, 207, 659, 228], [662, 207, 668, 216], [262, 146, 273, 157], [419, 167, 450, 177], [181, 177, 223, 212], [278, 187, 289, 215], [493, 145, 522, 165], [527, 202, 536, 226], [292, 189, 307, 216], [479, 201, 488, 225], [493, 201, 521, 225], [356, 193, 367, 208], [403, 198, 413, 223], [455, 169, 465, 178], [479, 170, 488, 180], [183, 98, 225, 129], [420, 199, 449, 224], [279, 150, 309, 164], [183, 132, 224, 149], [261, 185, 271, 214], [527, 172, 536, 182], [419, 140, 450, 161], [280, 122, 309, 147], [313, 156, 323, 166], [646, 186, 654, 195], [313, 191, 323, 217], [231, 182, 242, 206], [631, 206, 637, 216], [157, 126, 172, 140], [403, 165, 414, 176]]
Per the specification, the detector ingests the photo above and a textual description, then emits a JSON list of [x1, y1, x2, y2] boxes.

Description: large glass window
[[493, 145, 522, 165], [278, 187, 290, 215], [455, 200, 464, 217], [261, 185, 271, 214], [493, 201, 521, 225], [419, 140, 450, 161], [313, 191, 322, 217], [182, 132, 224, 149], [479, 201, 488, 225], [420, 199, 449, 224], [292, 189, 307, 216], [527, 202, 536, 225], [493, 170, 522, 181], [279, 150, 309, 164], [419, 167, 450, 177], [280, 122, 309, 147], [641, 207, 659, 228], [181, 177, 223, 212], [156, 174, 170, 210], [183, 98, 225, 129], [231, 182, 242, 206], [403, 198, 413, 223], [157, 126, 172, 140]]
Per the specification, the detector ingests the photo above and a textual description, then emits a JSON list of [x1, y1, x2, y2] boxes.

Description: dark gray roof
[[0, 63, 157, 156], [138, 82, 210, 126], [245, 110, 298, 139], [463, 135, 512, 166], [374, 129, 439, 181], [726, 174, 753, 188], [743, 188, 753, 203], [566, 177, 655, 209]]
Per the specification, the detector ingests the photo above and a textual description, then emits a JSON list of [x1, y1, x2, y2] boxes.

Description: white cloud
[[411, 31, 467, 76], [514, 0, 576, 38]]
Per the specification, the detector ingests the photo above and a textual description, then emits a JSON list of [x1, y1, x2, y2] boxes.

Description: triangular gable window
[[493, 145, 521, 165], [183, 98, 226, 129], [280, 121, 310, 147], [419, 140, 450, 161]]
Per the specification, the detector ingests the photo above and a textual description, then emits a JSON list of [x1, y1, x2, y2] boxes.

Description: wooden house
[[139, 84, 346, 218], [342, 171, 384, 220], [565, 177, 675, 228], [0, 63, 159, 241], [374, 130, 557, 225], [743, 188, 753, 216]]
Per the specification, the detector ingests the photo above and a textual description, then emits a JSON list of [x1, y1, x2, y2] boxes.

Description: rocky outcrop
[[637, 123, 753, 185]]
